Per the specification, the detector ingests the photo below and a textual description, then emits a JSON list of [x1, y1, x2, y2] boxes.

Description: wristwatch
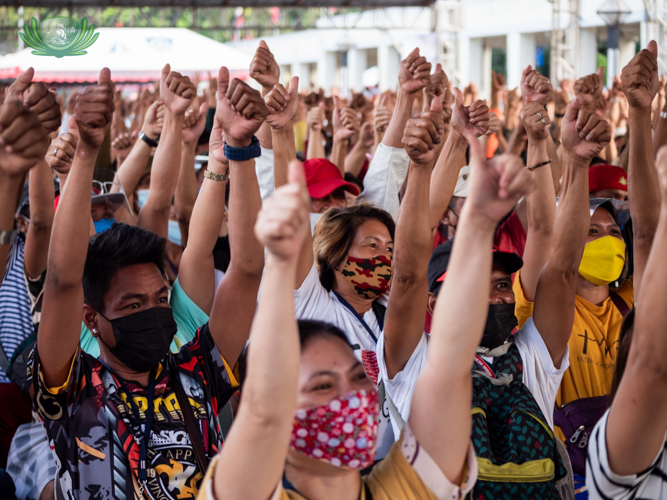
[[139, 131, 159, 148], [224, 136, 261, 161], [0, 228, 17, 246]]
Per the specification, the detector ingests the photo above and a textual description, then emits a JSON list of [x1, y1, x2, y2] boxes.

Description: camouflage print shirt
[[33, 323, 237, 500]]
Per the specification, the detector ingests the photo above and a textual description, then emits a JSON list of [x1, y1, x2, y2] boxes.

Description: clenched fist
[[0, 101, 49, 177], [160, 64, 196, 116], [6, 68, 61, 133], [621, 40, 659, 111], [75, 68, 115, 148]]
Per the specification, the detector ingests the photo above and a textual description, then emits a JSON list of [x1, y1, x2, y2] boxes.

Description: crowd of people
[[0, 36, 665, 500]]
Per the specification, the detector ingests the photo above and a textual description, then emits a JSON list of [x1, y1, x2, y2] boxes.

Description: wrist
[[562, 151, 591, 169], [460, 210, 499, 233], [629, 106, 653, 118], [449, 128, 468, 147], [225, 136, 253, 148], [141, 128, 158, 142], [271, 121, 295, 133], [76, 141, 101, 159]]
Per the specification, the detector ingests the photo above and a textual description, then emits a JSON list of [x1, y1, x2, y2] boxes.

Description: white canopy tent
[[0, 27, 251, 83]]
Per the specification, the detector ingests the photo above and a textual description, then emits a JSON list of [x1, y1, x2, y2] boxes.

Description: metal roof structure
[[0, 0, 435, 7]]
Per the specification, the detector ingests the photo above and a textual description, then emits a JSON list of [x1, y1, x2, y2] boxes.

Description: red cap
[[303, 158, 360, 199], [589, 164, 628, 193]]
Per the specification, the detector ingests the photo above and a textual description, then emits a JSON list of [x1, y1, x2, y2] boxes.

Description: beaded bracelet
[[526, 159, 554, 171]]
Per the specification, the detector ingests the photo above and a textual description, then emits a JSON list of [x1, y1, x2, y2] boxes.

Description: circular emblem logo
[[39, 17, 80, 51]]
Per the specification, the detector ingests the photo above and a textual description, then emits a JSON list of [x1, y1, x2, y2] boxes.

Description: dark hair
[[83, 223, 167, 313], [298, 319, 351, 350], [609, 309, 635, 405], [313, 204, 396, 291]]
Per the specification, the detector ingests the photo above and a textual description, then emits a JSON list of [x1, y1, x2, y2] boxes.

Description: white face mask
[[309, 213, 322, 235], [136, 189, 150, 208]]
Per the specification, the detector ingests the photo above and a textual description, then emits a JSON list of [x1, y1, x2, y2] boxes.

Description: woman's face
[[587, 207, 623, 244], [296, 334, 374, 411], [342, 219, 393, 265]]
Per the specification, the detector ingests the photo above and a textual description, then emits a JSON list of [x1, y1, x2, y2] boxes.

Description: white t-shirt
[[294, 263, 395, 458], [586, 409, 667, 499], [377, 316, 570, 440]]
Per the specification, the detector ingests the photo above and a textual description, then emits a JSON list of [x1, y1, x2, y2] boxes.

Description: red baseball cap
[[589, 164, 628, 193], [303, 158, 361, 199]]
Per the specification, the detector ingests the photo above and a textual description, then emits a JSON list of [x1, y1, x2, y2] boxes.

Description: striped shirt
[[0, 238, 34, 384], [587, 408, 667, 499]]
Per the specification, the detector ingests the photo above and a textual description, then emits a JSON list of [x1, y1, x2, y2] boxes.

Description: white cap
[[453, 166, 470, 198]]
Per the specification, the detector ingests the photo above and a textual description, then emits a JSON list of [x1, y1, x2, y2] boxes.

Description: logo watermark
[[20, 17, 99, 58]]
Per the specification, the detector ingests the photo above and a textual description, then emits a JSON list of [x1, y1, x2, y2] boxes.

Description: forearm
[[428, 130, 468, 231], [344, 140, 370, 177], [383, 88, 415, 148], [521, 139, 555, 301], [546, 134, 562, 194], [490, 91, 501, 111], [548, 154, 590, 273], [0, 172, 24, 275], [258, 120, 273, 150], [329, 135, 347, 174], [179, 157, 228, 314], [507, 121, 526, 155], [25, 159, 55, 278], [213, 256, 299, 500], [629, 107, 661, 292], [137, 110, 183, 237], [272, 127, 296, 188], [653, 105, 667, 157], [174, 141, 198, 246], [306, 128, 324, 160], [115, 136, 151, 201]]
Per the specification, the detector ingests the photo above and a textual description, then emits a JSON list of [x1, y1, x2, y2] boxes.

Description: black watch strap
[[139, 131, 159, 148]]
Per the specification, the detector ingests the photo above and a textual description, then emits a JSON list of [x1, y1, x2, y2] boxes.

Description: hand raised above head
[[621, 40, 659, 111], [215, 66, 269, 148], [111, 131, 135, 161], [75, 68, 115, 148], [398, 48, 431, 95], [160, 64, 196, 116], [255, 160, 310, 262], [520, 101, 550, 142], [425, 63, 448, 101], [265, 77, 299, 131], [521, 65, 552, 105], [46, 132, 78, 174], [451, 89, 490, 140], [182, 100, 208, 145], [0, 101, 49, 178], [6, 68, 62, 133], [307, 101, 325, 132], [403, 96, 444, 167], [561, 95, 611, 162], [574, 66, 605, 110], [250, 40, 280, 91], [333, 96, 361, 141]]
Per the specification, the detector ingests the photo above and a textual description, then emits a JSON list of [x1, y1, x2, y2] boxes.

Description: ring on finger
[[536, 111, 543, 119], [540, 118, 548, 125], [53, 147, 59, 156]]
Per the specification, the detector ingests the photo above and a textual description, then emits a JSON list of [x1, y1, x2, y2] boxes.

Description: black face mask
[[98, 307, 177, 373], [480, 303, 518, 350]]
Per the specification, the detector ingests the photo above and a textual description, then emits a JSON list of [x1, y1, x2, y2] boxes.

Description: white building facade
[[231, 0, 655, 98]]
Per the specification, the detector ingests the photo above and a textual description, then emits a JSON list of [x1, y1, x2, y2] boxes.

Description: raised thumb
[[287, 159, 306, 188], [453, 87, 463, 106]]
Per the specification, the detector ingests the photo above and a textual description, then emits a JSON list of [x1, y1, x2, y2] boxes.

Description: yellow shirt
[[198, 426, 477, 500], [294, 121, 308, 155], [513, 271, 633, 410]]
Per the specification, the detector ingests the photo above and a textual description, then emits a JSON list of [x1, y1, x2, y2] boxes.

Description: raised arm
[[213, 161, 310, 500], [115, 100, 163, 205], [306, 102, 326, 160], [137, 65, 195, 238], [45, 132, 77, 194], [23, 159, 54, 279], [6, 68, 61, 134], [516, 67, 557, 301], [410, 138, 535, 483], [372, 94, 392, 149], [532, 96, 611, 367], [38, 69, 114, 388], [383, 97, 444, 378], [265, 77, 299, 189], [604, 145, 667, 476], [330, 97, 360, 174], [175, 99, 208, 247], [429, 89, 490, 234], [622, 41, 661, 295], [249, 40, 280, 152], [207, 67, 268, 367], [345, 122, 374, 177], [0, 102, 49, 276]]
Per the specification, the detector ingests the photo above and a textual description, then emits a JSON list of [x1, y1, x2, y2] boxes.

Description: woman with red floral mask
[[197, 160, 480, 500]]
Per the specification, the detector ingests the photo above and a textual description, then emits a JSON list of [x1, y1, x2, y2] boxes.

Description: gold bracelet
[[204, 169, 229, 182]]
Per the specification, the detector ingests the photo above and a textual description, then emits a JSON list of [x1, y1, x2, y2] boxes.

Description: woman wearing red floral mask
[[198, 161, 479, 500]]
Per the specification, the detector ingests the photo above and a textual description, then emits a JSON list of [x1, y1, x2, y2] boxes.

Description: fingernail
[[586, 134, 593, 141], [580, 132, 586, 139], [576, 125, 582, 131], [5, 145, 11, 153]]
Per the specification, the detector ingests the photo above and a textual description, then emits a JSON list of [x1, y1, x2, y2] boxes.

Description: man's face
[[91, 202, 115, 222], [590, 189, 628, 202], [310, 187, 348, 214]]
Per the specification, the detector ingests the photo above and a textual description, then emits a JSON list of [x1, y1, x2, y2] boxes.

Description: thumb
[[521, 65, 532, 81], [289, 76, 299, 99], [430, 93, 443, 113], [218, 67, 230, 97], [380, 93, 389, 106], [435, 63, 442, 73], [197, 102, 208, 123], [161, 64, 170, 81], [453, 87, 463, 107], [318, 101, 325, 114], [98, 67, 111, 85], [564, 94, 583, 123], [259, 40, 269, 50], [287, 159, 306, 189], [333, 95, 341, 111], [597, 66, 605, 84], [14, 67, 34, 92], [648, 40, 659, 63]]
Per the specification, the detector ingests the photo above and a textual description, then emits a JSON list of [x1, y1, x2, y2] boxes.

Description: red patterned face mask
[[339, 254, 393, 300], [291, 389, 379, 469]]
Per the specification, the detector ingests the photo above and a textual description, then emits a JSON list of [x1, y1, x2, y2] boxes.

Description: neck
[[285, 459, 361, 500], [99, 350, 152, 387], [575, 274, 611, 306], [332, 276, 374, 315]]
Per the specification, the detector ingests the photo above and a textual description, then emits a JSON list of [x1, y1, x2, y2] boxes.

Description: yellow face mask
[[578, 235, 626, 286]]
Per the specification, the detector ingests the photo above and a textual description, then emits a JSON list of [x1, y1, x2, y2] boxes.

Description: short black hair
[[298, 319, 351, 350], [83, 223, 167, 313]]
